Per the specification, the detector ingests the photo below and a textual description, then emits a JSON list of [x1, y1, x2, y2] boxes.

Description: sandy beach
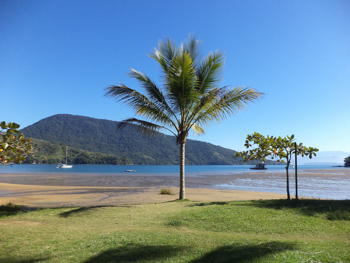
[[0, 169, 348, 207]]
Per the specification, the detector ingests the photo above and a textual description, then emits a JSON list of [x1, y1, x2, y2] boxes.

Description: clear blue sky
[[1, 0, 349, 153]]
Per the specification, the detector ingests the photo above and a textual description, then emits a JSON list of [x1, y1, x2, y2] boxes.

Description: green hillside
[[24, 139, 132, 165], [21, 114, 275, 165]]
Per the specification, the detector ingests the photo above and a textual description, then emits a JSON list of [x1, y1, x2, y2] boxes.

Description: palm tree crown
[[105, 35, 262, 199]]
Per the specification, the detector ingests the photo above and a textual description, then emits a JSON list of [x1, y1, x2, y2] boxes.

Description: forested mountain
[[21, 114, 274, 165], [25, 139, 132, 165]]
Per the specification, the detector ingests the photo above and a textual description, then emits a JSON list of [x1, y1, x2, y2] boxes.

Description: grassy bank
[[0, 199, 349, 262]]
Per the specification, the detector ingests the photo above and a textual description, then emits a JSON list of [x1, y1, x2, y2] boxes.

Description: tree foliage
[[345, 156, 350, 167], [0, 122, 32, 165], [235, 132, 319, 200], [24, 139, 132, 165], [105, 35, 262, 199]]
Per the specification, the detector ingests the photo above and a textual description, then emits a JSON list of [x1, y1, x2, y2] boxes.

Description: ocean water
[[1, 164, 349, 200], [0, 164, 344, 175], [214, 172, 350, 200]]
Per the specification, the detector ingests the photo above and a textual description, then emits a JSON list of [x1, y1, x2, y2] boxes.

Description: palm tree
[[105, 35, 262, 200]]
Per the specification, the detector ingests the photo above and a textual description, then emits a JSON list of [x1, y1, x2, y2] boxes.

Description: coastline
[[0, 168, 349, 207], [0, 182, 287, 208]]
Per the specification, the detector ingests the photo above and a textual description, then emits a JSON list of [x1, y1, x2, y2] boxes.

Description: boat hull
[[250, 163, 267, 170], [57, 164, 73, 169]]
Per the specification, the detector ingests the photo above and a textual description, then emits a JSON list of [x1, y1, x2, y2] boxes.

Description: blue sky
[[1, 0, 349, 154]]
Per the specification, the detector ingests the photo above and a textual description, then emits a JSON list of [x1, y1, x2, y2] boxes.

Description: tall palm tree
[[105, 35, 262, 200]]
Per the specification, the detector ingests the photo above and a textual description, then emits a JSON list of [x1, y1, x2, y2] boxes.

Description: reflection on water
[[215, 176, 350, 200]]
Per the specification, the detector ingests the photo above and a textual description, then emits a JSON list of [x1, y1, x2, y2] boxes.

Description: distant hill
[[25, 139, 133, 165], [297, 151, 350, 165], [21, 114, 275, 165]]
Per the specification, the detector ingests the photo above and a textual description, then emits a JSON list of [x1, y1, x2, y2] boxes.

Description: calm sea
[[0, 164, 345, 175], [1, 164, 349, 200]]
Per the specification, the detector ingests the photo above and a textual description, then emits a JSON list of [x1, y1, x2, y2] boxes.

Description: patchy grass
[[0, 199, 349, 262], [160, 188, 175, 195], [0, 202, 24, 217]]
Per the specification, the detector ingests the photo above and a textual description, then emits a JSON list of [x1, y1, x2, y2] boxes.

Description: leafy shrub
[[160, 188, 174, 195]]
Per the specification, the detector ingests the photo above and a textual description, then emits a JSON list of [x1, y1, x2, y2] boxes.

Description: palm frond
[[105, 84, 153, 112], [149, 48, 168, 74], [105, 84, 177, 129], [196, 50, 225, 94], [185, 87, 223, 126], [165, 52, 198, 113], [183, 33, 202, 67], [128, 69, 177, 121], [190, 123, 205, 136], [117, 118, 176, 137], [149, 38, 178, 73], [193, 87, 263, 127]]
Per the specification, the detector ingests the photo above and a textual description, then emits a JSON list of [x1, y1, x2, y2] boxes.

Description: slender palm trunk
[[285, 165, 290, 200], [179, 142, 185, 200]]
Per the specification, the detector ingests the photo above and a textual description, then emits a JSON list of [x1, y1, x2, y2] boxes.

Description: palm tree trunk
[[179, 142, 185, 200]]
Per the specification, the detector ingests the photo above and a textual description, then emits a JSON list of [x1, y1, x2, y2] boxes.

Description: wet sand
[[0, 169, 348, 207]]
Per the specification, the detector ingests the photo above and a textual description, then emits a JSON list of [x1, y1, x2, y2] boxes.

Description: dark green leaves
[[345, 156, 350, 167], [0, 122, 33, 165], [235, 132, 319, 164]]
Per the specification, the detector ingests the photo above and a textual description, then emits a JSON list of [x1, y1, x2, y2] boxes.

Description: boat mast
[[66, 146, 68, 164]]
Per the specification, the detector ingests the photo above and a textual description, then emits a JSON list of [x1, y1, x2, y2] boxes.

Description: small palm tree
[[105, 35, 262, 200]]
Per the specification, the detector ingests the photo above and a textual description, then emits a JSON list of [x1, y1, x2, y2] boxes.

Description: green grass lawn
[[1, 199, 349, 263]]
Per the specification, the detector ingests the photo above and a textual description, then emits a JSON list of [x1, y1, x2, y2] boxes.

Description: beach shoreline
[[0, 182, 287, 208], [0, 169, 349, 207]]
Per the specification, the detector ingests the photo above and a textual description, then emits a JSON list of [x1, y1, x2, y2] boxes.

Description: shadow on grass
[[58, 207, 101, 218], [184, 199, 350, 221], [84, 244, 185, 263], [0, 202, 24, 218], [58, 204, 152, 218], [187, 201, 229, 207], [246, 199, 350, 221], [83, 242, 296, 263], [190, 241, 296, 263]]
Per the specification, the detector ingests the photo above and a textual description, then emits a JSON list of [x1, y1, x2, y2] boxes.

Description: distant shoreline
[[1, 164, 348, 176]]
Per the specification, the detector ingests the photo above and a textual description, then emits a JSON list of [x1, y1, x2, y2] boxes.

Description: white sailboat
[[57, 146, 73, 168]]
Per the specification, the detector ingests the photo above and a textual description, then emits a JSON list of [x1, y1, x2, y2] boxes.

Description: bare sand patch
[[0, 182, 286, 208]]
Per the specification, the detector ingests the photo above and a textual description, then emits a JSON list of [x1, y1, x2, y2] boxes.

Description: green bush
[[160, 188, 174, 195]]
